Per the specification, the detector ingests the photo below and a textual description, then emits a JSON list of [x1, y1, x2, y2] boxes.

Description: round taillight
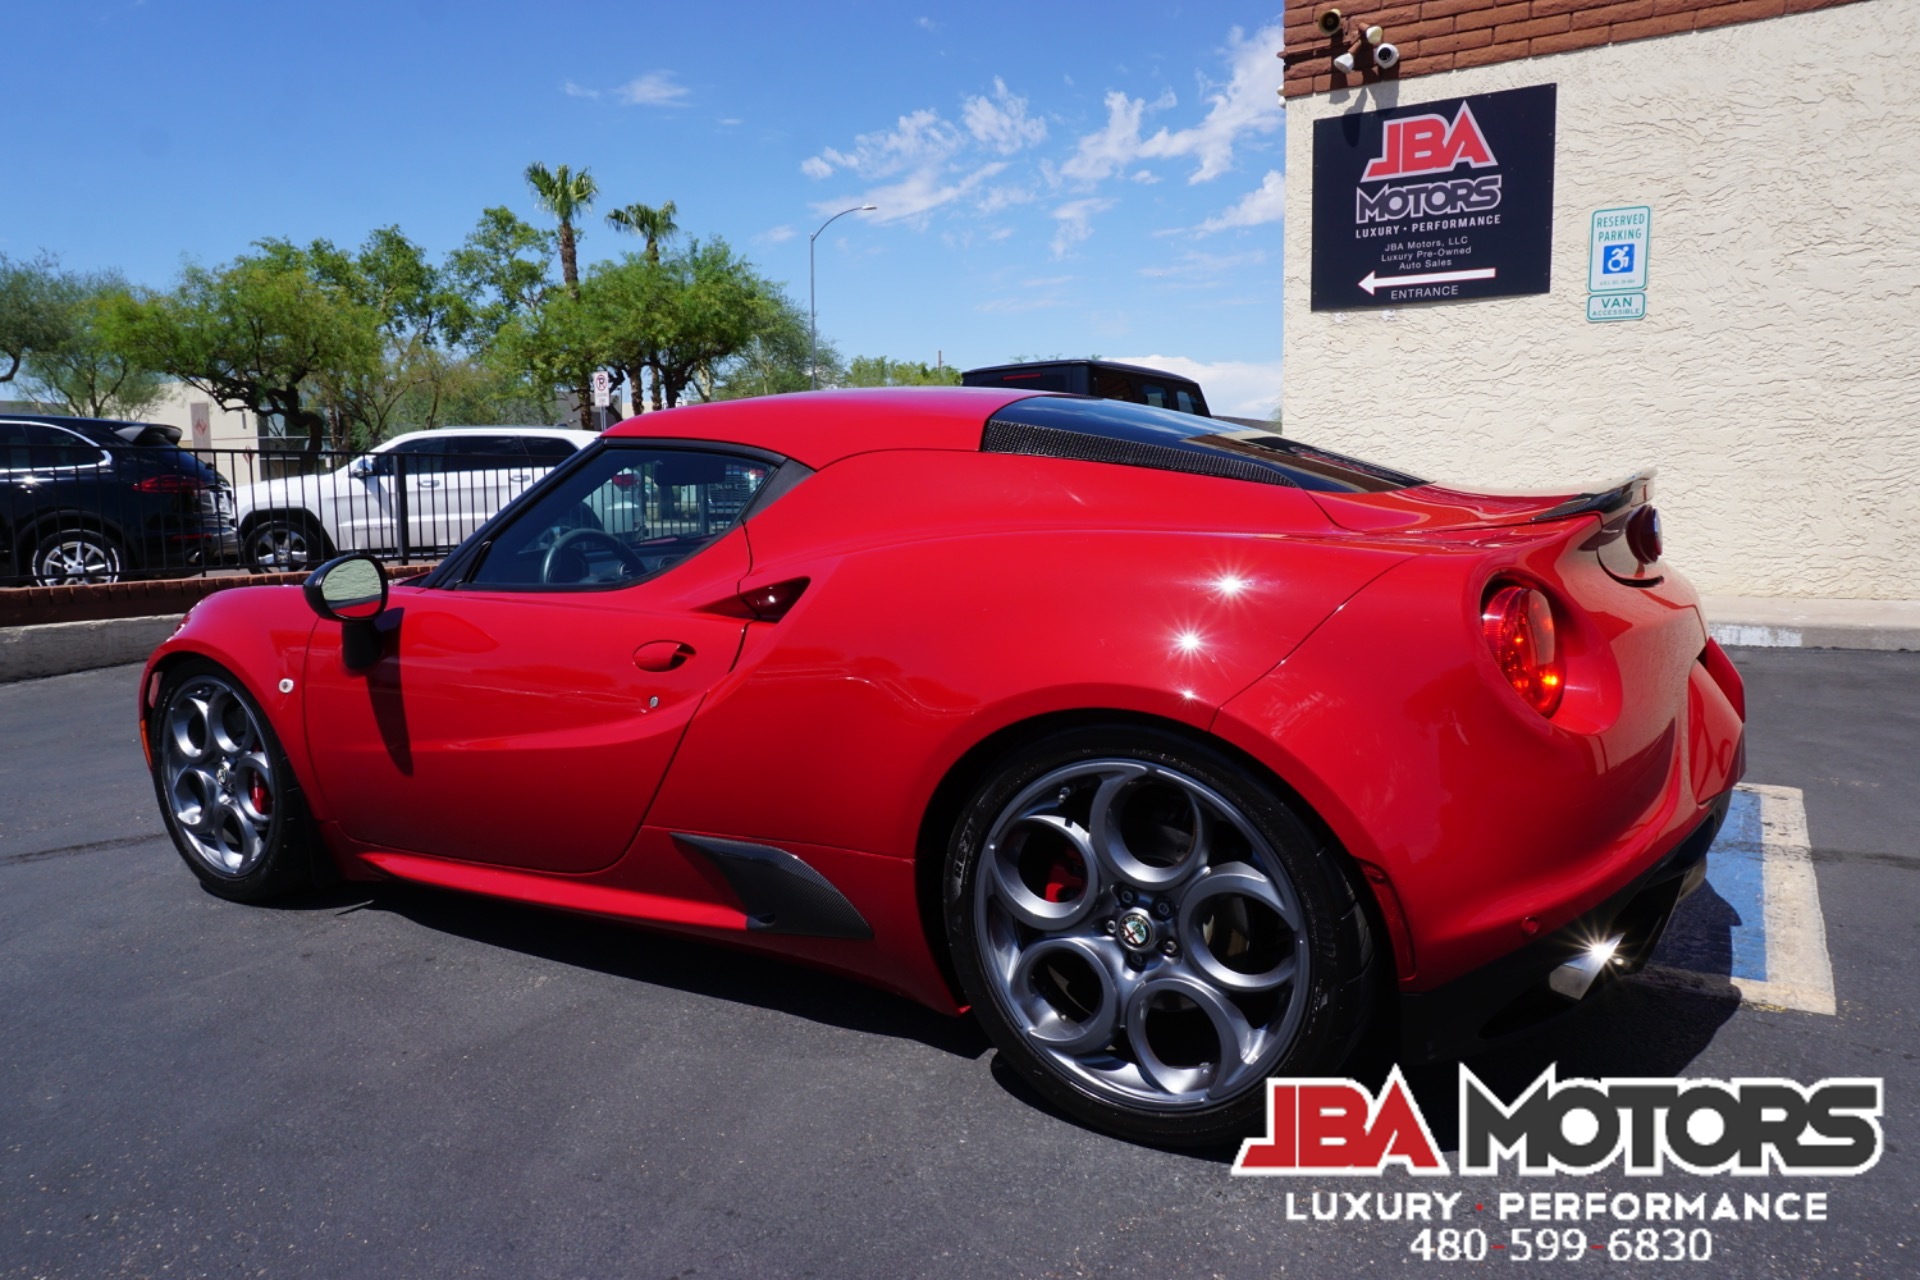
[[1626, 506, 1662, 565], [1481, 584, 1564, 717]]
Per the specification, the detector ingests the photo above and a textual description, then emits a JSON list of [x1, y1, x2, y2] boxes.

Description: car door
[[299, 442, 774, 875]]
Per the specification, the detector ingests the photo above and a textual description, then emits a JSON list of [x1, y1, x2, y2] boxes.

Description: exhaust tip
[[1548, 933, 1626, 1001]]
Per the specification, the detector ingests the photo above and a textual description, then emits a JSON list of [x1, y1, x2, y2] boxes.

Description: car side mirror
[[349, 456, 378, 480], [303, 554, 389, 669]]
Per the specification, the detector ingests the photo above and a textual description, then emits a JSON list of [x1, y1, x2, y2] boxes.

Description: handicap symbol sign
[[1588, 205, 1650, 292]]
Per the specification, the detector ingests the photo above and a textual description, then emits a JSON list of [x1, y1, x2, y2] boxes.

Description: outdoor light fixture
[[1333, 51, 1357, 73]]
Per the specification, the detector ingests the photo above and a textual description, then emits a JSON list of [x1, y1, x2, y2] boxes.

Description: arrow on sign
[[1358, 267, 1498, 295]]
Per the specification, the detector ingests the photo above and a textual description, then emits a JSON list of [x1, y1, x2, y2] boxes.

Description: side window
[[520, 438, 577, 466], [375, 436, 448, 476], [24, 425, 108, 470], [1173, 389, 1198, 415], [463, 446, 773, 590], [446, 436, 533, 473], [0, 422, 33, 470], [1091, 370, 1139, 403], [1137, 382, 1170, 410]]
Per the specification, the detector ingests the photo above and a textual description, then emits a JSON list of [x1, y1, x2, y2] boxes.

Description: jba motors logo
[[1356, 103, 1502, 225], [1234, 1066, 1885, 1177]]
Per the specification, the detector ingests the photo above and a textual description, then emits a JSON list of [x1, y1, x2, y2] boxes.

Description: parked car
[[0, 414, 239, 586], [140, 387, 1743, 1147], [232, 427, 600, 571], [963, 358, 1212, 417]]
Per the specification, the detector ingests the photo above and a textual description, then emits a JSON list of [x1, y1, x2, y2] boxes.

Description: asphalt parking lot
[[2, 649, 1915, 1279]]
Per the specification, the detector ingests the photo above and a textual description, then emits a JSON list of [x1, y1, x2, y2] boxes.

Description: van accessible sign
[[1311, 84, 1556, 310]]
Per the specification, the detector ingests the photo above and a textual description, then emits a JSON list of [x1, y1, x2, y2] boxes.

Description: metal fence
[[1, 440, 569, 589]]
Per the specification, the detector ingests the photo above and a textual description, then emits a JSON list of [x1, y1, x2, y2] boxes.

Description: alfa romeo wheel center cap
[[1117, 909, 1155, 951]]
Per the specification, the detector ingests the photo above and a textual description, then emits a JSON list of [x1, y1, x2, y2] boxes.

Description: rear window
[[982, 396, 1422, 494]]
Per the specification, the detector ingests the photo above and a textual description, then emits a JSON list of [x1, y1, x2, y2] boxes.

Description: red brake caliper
[[1042, 853, 1086, 903], [249, 776, 272, 816]]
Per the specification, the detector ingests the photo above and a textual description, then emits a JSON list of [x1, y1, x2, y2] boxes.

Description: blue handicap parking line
[[1654, 789, 1767, 981], [1640, 784, 1836, 1015]]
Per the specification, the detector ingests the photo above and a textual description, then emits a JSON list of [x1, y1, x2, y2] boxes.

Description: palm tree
[[606, 200, 679, 410], [524, 162, 598, 424]]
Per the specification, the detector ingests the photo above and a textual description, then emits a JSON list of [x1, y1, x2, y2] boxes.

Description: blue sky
[[9, 3, 1289, 415]]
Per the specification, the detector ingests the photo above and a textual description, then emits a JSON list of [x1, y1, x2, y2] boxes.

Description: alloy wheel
[[35, 535, 120, 584], [971, 759, 1312, 1111], [161, 675, 279, 878]]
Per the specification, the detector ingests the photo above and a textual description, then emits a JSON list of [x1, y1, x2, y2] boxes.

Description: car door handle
[[417, 478, 440, 489], [632, 640, 696, 672]]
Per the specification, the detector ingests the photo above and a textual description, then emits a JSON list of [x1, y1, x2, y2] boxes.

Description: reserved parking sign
[[1589, 206, 1650, 293]]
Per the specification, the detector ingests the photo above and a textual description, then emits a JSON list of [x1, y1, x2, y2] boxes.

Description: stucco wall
[[1283, 4, 1920, 599]]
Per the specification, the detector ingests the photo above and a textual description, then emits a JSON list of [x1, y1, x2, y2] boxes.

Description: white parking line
[[1638, 784, 1837, 1016]]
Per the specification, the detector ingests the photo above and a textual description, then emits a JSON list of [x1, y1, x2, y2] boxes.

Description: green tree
[[653, 240, 789, 408], [20, 268, 166, 418], [843, 355, 961, 388], [710, 295, 836, 400], [0, 252, 75, 385], [524, 162, 599, 425], [443, 207, 555, 347], [605, 200, 679, 410], [106, 255, 381, 456]]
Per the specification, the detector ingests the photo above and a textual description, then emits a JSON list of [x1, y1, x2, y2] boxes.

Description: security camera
[[1317, 8, 1343, 35], [1333, 51, 1357, 73], [1373, 41, 1401, 70]]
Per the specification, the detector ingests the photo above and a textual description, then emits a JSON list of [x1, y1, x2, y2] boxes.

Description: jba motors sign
[[1311, 84, 1556, 310]]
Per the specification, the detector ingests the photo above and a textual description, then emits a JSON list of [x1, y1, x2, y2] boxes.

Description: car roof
[[962, 358, 1203, 383], [603, 387, 1031, 468]]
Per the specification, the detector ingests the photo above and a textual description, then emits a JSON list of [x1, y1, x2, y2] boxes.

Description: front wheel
[[149, 659, 322, 901], [945, 725, 1375, 1147]]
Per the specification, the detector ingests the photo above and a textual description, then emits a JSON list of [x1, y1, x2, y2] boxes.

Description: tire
[[30, 527, 123, 585], [149, 658, 323, 902], [243, 514, 330, 573], [944, 724, 1375, 1148]]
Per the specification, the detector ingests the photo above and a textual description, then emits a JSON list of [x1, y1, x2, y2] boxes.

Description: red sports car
[[140, 388, 1745, 1146]]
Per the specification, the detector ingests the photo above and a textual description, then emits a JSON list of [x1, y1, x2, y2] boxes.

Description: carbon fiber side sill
[[672, 834, 874, 940]]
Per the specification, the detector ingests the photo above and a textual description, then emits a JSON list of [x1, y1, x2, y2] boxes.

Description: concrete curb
[[1701, 596, 1920, 652], [0, 615, 181, 683]]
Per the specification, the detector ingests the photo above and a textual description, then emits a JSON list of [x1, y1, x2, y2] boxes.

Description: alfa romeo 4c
[[141, 388, 1745, 1146]]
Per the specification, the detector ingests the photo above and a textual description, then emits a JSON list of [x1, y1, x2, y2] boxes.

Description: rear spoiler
[[1528, 469, 1655, 523], [115, 423, 184, 446]]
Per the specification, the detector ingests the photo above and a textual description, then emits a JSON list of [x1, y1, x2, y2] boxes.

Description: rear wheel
[[945, 725, 1374, 1147], [150, 659, 321, 901], [243, 514, 330, 572], [30, 527, 123, 585]]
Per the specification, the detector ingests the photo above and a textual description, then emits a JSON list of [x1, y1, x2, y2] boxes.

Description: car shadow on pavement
[[278, 880, 993, 1061], [1395, 980, 1742, 1152]]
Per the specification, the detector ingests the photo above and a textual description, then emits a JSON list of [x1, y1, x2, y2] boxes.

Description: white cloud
[[718, 117, 744, 126], [962, 78, 1047, 154], [1061, 24, 1283, 187], [562, 80, 600, 100], [1194, 170, 1286, 234], [616, 72, 690, 107], [1114, 354, 1283, 419], [1050, 197, 1115, 257], [1139, 248, 1269, 280], [804, 109, 964, 179], [839, 161, 1008, 226], [1131, 169, 1161, 184], [759, 225, 798, 244], [800, 155, 834, 179]]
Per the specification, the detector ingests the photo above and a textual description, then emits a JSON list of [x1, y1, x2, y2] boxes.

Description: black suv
[[0, 415, 240, 586], [962, 359, 1212, 417]]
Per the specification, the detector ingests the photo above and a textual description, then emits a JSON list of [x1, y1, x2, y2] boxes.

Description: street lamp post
[[809, 204, 877, 390]]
